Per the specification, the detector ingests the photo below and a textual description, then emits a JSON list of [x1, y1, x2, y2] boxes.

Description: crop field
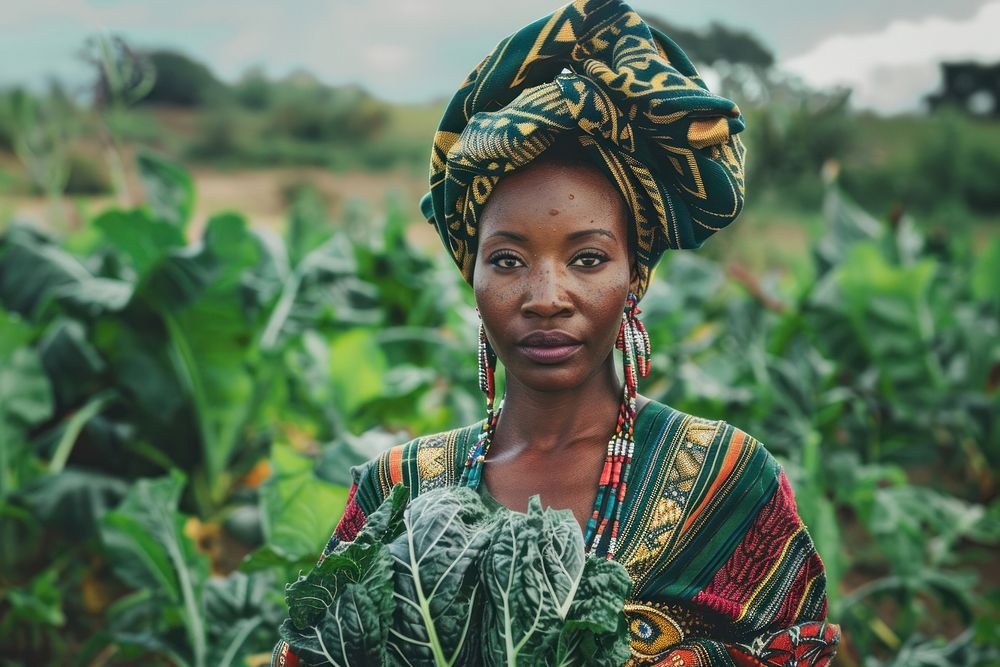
[[1, 45, 999, 666]]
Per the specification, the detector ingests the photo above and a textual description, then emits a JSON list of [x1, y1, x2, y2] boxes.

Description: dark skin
[[473, 159, 650, 531]]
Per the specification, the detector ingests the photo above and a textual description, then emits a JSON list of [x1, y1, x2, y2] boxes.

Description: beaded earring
[[462, 319, 499, 488], [586, 291, 652, 558]]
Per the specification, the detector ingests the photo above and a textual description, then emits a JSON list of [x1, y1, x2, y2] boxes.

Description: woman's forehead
[[479, 162, 628, 241]]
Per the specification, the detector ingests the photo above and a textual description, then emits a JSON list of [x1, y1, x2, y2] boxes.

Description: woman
[[274, 0, 840, 664]]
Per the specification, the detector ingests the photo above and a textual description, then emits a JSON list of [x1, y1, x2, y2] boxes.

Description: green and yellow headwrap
[[419, 0, 747, 298]]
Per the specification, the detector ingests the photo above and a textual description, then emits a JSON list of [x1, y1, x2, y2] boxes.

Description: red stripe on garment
[[333, 482, 366, 543], [691, 471, 802, 621]]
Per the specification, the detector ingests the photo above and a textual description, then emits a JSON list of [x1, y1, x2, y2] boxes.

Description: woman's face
[[474, 160, 633, 394]]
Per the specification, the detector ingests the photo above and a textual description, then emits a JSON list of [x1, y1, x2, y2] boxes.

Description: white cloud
[[782, 1, 1000, 112]]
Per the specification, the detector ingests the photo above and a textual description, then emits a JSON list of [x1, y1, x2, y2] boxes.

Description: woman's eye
[[571, 252, 608, 267], [490, 253, 524, 269]]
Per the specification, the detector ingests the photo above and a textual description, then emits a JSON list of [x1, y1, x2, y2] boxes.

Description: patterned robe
[[273, 400, 840, 666]]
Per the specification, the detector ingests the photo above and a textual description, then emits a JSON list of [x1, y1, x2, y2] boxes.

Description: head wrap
[[420, 0, 747, 298]]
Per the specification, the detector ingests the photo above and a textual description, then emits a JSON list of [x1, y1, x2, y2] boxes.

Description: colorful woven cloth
[[420, 0, 747, 298], [273, 401, 841, 666]]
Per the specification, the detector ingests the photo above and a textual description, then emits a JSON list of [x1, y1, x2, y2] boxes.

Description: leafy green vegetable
[[481, 496, 631, 666], [387, 486, 491, 666], [280, 484, 407, 665], [280, 486, 631, 667]]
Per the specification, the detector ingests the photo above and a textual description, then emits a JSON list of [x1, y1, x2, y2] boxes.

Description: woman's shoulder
[[634, 398, 783, 505], [622, 400, 794, 594], [637, 398, 775, 461], [350, 420, 484, 506]]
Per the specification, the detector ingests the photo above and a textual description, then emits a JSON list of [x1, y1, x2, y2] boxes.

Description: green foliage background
[[1, 32, 999, 667]]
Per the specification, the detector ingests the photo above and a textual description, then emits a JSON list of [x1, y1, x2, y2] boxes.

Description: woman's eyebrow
[[566, 229, 617, 242], [484, 230, 528, 241]]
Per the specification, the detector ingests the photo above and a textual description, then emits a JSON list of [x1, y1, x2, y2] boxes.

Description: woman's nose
[[520, 266, 574, 318]]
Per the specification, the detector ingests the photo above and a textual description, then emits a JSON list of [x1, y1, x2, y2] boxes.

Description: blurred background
[[1, 1, 998, 665]]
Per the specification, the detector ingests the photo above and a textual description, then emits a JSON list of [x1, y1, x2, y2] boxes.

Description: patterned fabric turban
[[419, 0, 747, 298]]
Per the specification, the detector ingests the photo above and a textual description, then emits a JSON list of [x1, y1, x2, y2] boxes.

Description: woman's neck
[[488, 354, 623, 462]]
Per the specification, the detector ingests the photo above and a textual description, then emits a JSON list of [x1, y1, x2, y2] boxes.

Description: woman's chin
[[506, 364, 594, 395]]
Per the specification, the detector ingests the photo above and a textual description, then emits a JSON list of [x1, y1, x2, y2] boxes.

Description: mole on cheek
[[549, 208, 560, 216]]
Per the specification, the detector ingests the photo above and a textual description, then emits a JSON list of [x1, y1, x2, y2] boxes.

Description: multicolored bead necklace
[[461, 294, 651, 559]]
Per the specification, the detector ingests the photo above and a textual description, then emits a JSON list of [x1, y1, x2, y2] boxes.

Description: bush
[[746, 92, 854, 195], [268, 84, 389, 144], [141, 50, 229, 107], [234, 67, 273, 110], [840, 111, 1000, 218], [184, 108, 244, 161]]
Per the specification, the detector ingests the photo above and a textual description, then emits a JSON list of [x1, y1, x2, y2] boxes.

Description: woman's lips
[[517, 343, 583, 363], [516, 331, 583, 364]]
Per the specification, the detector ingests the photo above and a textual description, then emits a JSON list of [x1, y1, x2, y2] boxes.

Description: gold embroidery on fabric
[[416, 442, 446, 481], [624, 601, 684, 658], [688, 117, 730, 149], [416, 429, 461, 494], [624, 417, 718, 588]]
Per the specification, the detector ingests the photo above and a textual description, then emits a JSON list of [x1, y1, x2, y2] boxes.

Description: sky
[[2, 0, 998, 114]]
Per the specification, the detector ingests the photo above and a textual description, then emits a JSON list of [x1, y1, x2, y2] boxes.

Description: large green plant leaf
[[480, 496, 631, 667], [204, 572, 281, 667], [554, 557, 632, 666], [260, 443, 349, 562], [18, 467, 128, 538], [100, 471, 209, 667], [386, 487, 492, 666], [0, 224, 94, 319], [281, 545, 396, 666], [480, 496, 584, 664], [258, 232, 380, 351], [971, 236, 1000, 310], [37, 318, 106, 409], [84, 213, 268, 508], [93, 208, 186, 278]]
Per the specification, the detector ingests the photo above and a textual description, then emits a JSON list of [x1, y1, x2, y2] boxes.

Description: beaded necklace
[[460, 295, 650, 560]]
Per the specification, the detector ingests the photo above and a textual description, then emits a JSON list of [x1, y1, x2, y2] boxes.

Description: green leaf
[[204, 572, 279, 667], [93, 208, 186, 278], [100, 471, 209, 667], [480, 496, 630, 666], [386, 487, 492, 666], [18, 467, 128, 538], [37, 318, 107, 408], [138, 150, 195, 229], [260, 444, 349, 561], [0, 224, 93, 319], [0, 310, 53, 498], [555, 557, 632, 666], [327, 329, 387, 418], [280, 555, 394, 666], [279, 487, 407, 664], [2, 567, 65, 628], [239, 544, 314, 574], [971, 236, 1000, 308], [0, 332, 52, 429]]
